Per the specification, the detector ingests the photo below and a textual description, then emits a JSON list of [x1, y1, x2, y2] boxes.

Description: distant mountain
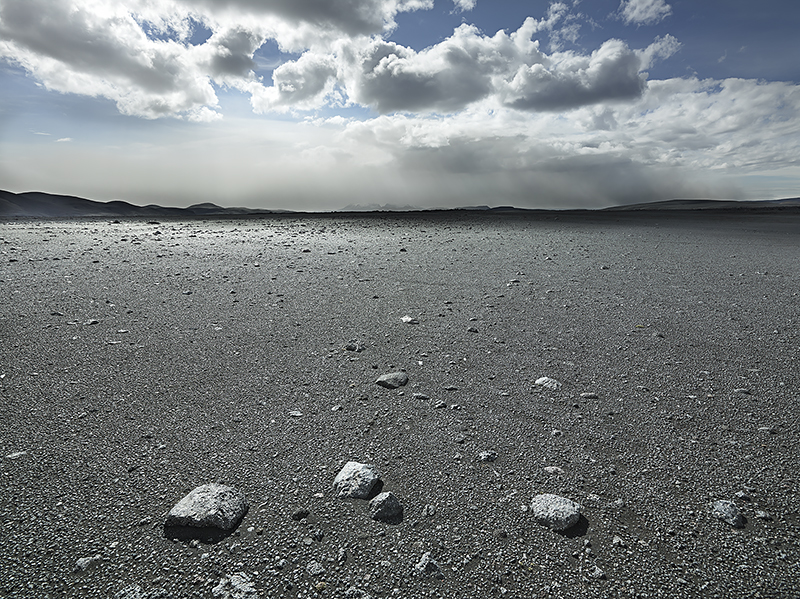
[[0, 190, 285, 218], [603, 198, 800, 211]]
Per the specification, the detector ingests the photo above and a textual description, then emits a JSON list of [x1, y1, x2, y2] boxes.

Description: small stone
[[551, 429, 563, 437], [291, 508, 310, 521], [376, 372, 409, 389], [423, 504, 436, 517], [74, 554, 102, 572], [369, 492, 403, 522], [544, 466, 564, 475], [467, 327, 479, 333], [337, 547, 348, 564], [587, 565, 606, 580], [412, 393, 430, 400], [734, 490, 751, 501], [755, 510, 772, 521], [114, 585, 146, 599], [306, 561, 325, 576], [535, 377, 562, 390], [612, 535, 626, 548], [530, 494, 581, 531], [733, 388, 751, 395], [580, 392, 598, 399], [415, 552, 441, 576], [289, 410, 303, 418], [433, 400, 447, 409], [212, 572, 259, 598], [345, 341, 365, 352], [400, 315, 419, 324], [711, 500, 745, 528], [478, 450, 498, 463], [5, 451, 28, 459], [165, 484, 248, 532], [333, 462, 381, 498]]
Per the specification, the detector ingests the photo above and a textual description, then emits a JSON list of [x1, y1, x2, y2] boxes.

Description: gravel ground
[[1, 210, 798, 598]]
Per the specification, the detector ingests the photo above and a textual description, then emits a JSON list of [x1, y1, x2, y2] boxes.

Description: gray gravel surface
[[1, 211, 799, 598]]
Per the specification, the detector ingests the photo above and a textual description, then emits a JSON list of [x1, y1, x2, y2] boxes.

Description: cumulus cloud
[[619, 0, 672, 26], [452, 0, 476, 12]]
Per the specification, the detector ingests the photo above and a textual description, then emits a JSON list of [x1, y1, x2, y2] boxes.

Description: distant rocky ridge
[[1, 189, 799, 218], [0, 190, 283, 218]]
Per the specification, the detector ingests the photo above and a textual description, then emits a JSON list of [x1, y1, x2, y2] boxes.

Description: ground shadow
[[558, 515, 589, 539], [376, 508, 404, 526]]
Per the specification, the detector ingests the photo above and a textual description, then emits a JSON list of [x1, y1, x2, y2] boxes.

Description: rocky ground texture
[[1, 210, 798, 598]]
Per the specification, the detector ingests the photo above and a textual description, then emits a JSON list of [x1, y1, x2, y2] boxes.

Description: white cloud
[[619, 0, 672, 26], [55, 137, 72, 142], [452, 0, 476, 12]]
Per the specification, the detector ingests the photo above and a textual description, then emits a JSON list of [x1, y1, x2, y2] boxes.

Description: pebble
[[212, 572, 260, 598], [376, 372, 409, 389], [291, 508, 310, 521], [306, 561, 326, 576], [289, 410, 303, 418], [710, 499, 745, 528], [333, 462, 381, 499], [529, 494, 581, 531], [478, 450, 498, 462], [165, 484, 249, 532], [733, 388, 752, 395], [587, 565, 606, 580], [415, 552, 442, 577], [113, 586, 147, 599], [412, 393, 430, 400], [4, 451, 28, 459], [400, 315, 419, 324], [612, 535, 626, 548], [544, 466, 564, 475], [580, 392, 598, 399], [535, 377, 562, 390], [74, 554, 102, 572], [755, 510, 772, 521], [369, 491, 404, 522]]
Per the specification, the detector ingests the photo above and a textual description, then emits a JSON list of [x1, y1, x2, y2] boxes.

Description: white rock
[[376, 372, 409, 389], [212, 572, 259, 598], [535, 377, 562, 390], [415, 552, 441, 576], [74, 554, 102, 572], [165, 484, 248, 531], [711, 500, 745, 528], [530, 494, 581, 531], [333, 462, 381, 499], [544, 466, 564, 475]]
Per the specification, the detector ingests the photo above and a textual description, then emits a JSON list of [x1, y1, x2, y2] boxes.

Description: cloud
[[55, 137, 72, 142], [452, 0, 476, 12], [618, 0, 672, 26]]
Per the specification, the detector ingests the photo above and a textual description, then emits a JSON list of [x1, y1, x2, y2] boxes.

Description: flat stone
[[530, 494, 581, 531], [212, 572, 259, 598], [165, 484, 248, 532], [333, 462, 381, 498], [711, 500, 745, 528], [369, 491, 404, 522], [376, 372, 409, 388], [535, 377, 562, 390], [477, 450, 498, 462]]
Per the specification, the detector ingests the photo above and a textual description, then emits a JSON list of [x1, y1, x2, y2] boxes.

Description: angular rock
[[165, 484, 248, 532], [530, 494, 581, 531], [477, 450, 498, 463], [306, 561, 326, 576], [369, 491, 403, 522], [376, 372, 409, 389], [535, 377, 562, 390], [333, 462, 381, 498], [212, 572, 259, 599], [74, 554, 102, 572], [415, 552, 441, 576], [711, 500, 745, 528]]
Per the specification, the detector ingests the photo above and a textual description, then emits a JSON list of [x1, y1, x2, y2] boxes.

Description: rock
[[333, 462, 381, 498], [551, 429, 563, 437], [535, 377, 562, 390], [612, 535, 626, 548], [74, 554, 102, 572], [544, 466, 564, 475], [412, 393, 430, 400], [478, 450, 498, 462], [376, 372, 409, 388], [733, 388, 752, 395], [530, 494, 581, 531], [306, 561, 325, 576], [345, 341, 365, 352], [467, 326, 479, 333], [755, 510, 773, 521], [113, 585, 146, 599], [415, 552, 441, 576], [369, 491, 403, 522], [288, 410, 303, 418], [212, 572, 259, 598], [401, 315, 419, 324], [580, 392, 598, 399], [165, 484, 248, 532], [4, 451, 28, 459], [587, 565, 606, 580], [291, 508, 310, 521], [711, 500, 745, 528]]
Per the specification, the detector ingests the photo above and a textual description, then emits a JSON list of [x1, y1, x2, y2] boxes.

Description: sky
[[0, 0, 799, 211]]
